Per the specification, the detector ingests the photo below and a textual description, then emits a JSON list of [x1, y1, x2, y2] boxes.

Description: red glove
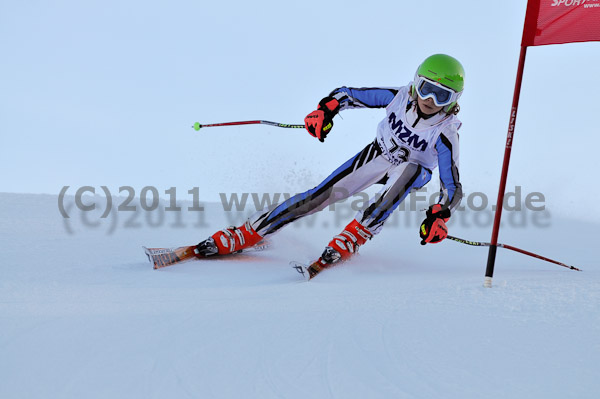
[[304, 97, 340, 142], [419, 204, 451, 245]]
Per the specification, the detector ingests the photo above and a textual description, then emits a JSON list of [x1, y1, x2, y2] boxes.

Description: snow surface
[[1, 192, 599, 399]]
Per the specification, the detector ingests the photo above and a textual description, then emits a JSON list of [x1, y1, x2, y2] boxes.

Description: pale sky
[[1, 0, 599, 222]]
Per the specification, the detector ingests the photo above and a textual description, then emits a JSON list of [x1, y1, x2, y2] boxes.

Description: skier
[[195, 54, 464, 279]]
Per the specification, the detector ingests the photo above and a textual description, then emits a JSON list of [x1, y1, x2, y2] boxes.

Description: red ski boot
[[195, 221, 263, 258], [295, 219, 373, 280]]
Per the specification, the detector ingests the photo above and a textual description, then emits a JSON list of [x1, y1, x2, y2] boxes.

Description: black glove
[[304, 97, 340, 142], [420, 204, 451, 245]]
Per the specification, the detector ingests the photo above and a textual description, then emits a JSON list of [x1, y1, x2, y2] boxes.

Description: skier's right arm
[[304, 87, 399, 142], [329, 87, 399, 110]]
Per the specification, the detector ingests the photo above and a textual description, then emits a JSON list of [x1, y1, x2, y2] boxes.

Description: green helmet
[[417, 54, 464, 92], [413, 54, 465, 112]]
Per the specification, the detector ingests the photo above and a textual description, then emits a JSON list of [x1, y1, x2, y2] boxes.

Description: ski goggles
[[414, 76, 461, 107]]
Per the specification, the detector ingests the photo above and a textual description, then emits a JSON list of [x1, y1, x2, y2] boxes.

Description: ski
[[290, 259, 328, 281], [144, 246, 196, 269], [144, 241, 269, 270]]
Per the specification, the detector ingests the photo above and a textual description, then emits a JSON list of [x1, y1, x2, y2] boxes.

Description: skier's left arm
[[419, 127, 462, 245], [435, 127, 462, 213]]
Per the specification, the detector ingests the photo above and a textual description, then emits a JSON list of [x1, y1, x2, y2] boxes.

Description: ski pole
[[192, 120, 304, 131], [446, 235, 581, 271]]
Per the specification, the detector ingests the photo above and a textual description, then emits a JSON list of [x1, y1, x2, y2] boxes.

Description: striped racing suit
[[249, 84, 462, 236]]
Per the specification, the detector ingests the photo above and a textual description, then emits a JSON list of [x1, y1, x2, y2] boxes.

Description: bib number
[[389, 137, 411, 163]]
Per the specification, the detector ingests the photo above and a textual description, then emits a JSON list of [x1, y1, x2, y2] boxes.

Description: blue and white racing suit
[[249, 84, 462, 236]]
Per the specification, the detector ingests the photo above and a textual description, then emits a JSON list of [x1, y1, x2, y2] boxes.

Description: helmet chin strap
[[412, 100, 438, 128]]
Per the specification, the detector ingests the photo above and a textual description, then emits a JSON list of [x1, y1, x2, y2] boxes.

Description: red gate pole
[[484, 45, 529, 288]]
